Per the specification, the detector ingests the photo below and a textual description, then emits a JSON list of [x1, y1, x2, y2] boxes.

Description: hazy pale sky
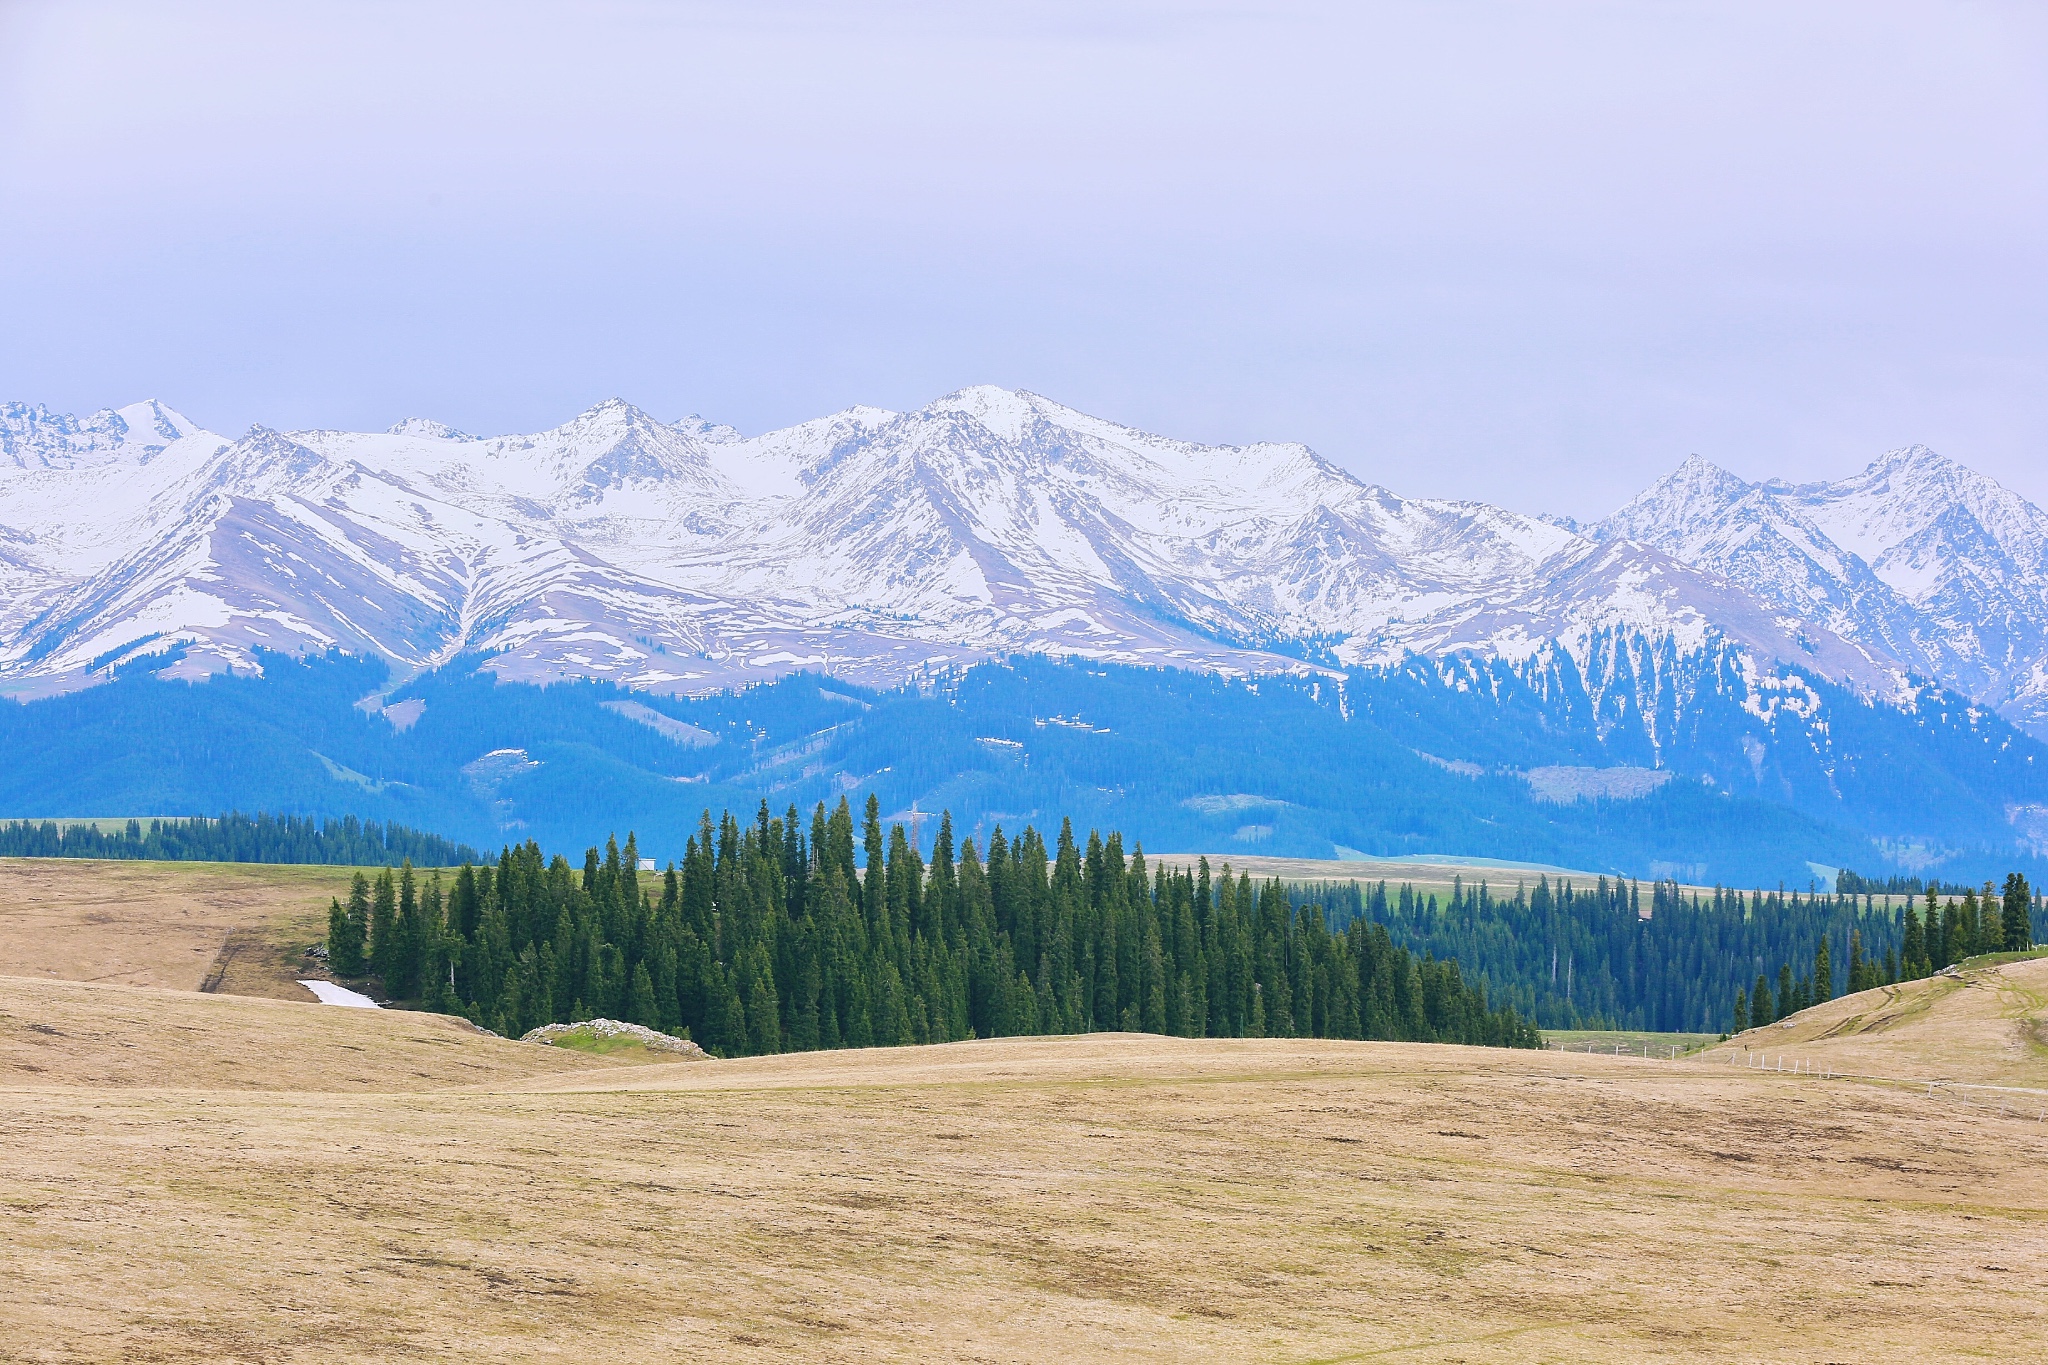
[[2, 0, 2043, 518]]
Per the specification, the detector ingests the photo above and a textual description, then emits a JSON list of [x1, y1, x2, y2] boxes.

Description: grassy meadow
[[0, 859, 2045, 1360]]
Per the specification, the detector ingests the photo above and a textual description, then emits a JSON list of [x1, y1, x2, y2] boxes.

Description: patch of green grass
[[1955, 948, 2048, 971], [533, 1025, 684, 1059], [3, 817, 200, 832], [1542, 1029, 1719, 1056]]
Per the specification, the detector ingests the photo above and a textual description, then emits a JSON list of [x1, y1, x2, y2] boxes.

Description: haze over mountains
[[4, 386, 2045, 740]]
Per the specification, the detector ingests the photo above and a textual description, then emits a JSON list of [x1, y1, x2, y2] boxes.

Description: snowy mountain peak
[[5, 387, 2048, 742], [558, 397, 663, 432], [226, 426, 331, 484], [1632, 454, 1752, 508], [115, 400, 199, 445], [1867, 443, 1955, 478], [1596, 454, 1765, 555], [387, 418, 477, 441], [1587, 438, 2048, 734], [673, 414, 743, 445], [923, 385, 1049, 442], [1, 398, 202, 470]]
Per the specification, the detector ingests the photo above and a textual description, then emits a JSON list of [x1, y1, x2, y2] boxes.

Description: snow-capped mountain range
[[3, 386, 2045, 740]]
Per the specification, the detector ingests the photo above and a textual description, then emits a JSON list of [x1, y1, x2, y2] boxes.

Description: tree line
[[1289, 873, 2039, 1036], [0, 811, 477, 867], [326, 795, 1539, 1054], [1732, 873, 2038, 1030], [1834, 868, 1984, 898]]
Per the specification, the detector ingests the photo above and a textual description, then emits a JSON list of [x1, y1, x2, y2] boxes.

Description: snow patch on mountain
[[1598, 444, 2048, 734], [4, 387, 2046, 747], [2, 400, 199, 470]]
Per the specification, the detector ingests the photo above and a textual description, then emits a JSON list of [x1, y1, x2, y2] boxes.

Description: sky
[[1, 0, 2044, 519]]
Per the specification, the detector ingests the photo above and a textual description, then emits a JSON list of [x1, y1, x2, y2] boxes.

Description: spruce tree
[[1752, 973, 1774, 1025], [628, 962, 657, 1027], [1901, 900, 1925, 978], [368, 869, 399, 983], [343, 872, 371, 976], [1777, 964, 1795, 1021], [2003, 873, 2033, 952], [1732, 987, 1749, 1033], [326, 895, 366, 977], [388, 860, 420, 998], [419, 872, 450, 1009], [862, 795, 886, 936], [1813, 936, 1832, 1004]]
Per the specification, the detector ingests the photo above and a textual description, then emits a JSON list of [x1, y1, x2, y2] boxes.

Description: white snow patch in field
[[300, 980, 381, 1008]]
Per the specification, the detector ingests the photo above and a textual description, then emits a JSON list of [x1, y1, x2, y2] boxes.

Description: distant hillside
[[2, 650, 2045, 889], [0, 974, 611, 1091], [1702, 952, 2048, 1088], [0, 810, 478, 867]]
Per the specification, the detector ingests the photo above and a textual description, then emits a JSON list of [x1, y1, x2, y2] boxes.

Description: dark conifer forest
[[0, 812, 477, 867], [329, 795, 1540, 1054], [1295, 872, 2041, 1034]]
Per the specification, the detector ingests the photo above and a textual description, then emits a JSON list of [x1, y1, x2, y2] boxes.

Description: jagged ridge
[[2, 387, 2045, 753]]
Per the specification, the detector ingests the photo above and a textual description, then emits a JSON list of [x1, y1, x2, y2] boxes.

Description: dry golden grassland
[[1707, 953, 2048, 1089], [3, 862, 2045, 1361], [0, 857, 361, 998], [0, 975, 619, 1091], [2, 968, 2046, 1360]]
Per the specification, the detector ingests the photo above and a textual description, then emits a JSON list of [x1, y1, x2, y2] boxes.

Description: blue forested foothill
[[3, 647, 2045, 889], [0, 811, 478, 867]]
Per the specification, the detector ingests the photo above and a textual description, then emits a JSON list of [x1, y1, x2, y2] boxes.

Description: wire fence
[[1713, 1048, 2048, 1119], [1549, 1037, 2048, 1121]]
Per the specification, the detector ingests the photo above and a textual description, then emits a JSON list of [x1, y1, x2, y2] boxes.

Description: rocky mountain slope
[[1597, 447, 2048, 735], [3, 387, 2045, 749]]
